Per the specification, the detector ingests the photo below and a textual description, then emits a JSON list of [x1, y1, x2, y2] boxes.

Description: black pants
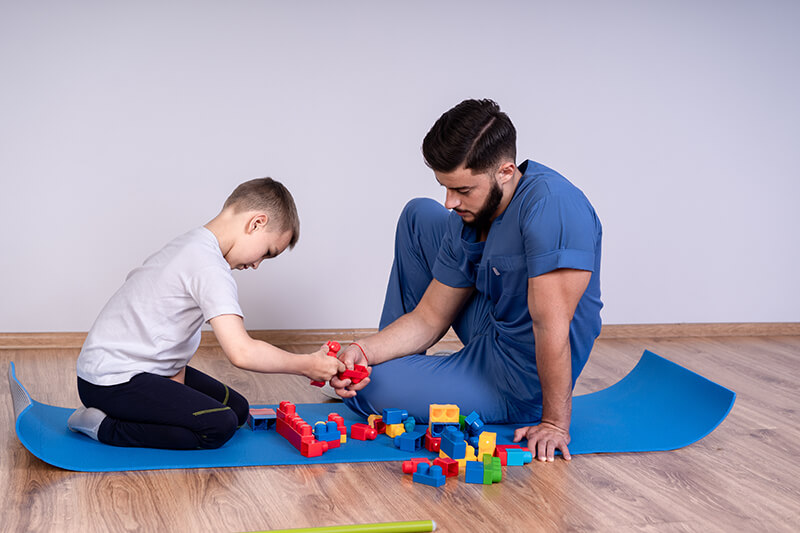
[[78, 367, 249, 450]]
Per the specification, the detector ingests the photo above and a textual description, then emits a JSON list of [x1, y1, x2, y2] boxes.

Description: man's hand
[[513, 421, 572, 462], [329, 343, 371, 399], [304, 344, 346, 383]]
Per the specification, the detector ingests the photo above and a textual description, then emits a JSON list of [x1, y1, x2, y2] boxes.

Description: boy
[[68, 177, 345, 450]]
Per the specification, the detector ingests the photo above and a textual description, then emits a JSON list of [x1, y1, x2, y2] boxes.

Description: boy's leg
[[78, 371, 241, 450], [183, 366, 250, 427]]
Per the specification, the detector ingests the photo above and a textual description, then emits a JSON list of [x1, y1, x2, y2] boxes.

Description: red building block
[[494, 444, 529, 466], [401, 457, 432, 474], [350, 423, 378, 441], [338, 365, 369, 385], [310, 341, 341, 387], [276, 401, 330, 457], [433, 457, 459, 478], [424, 429, 441, 453]]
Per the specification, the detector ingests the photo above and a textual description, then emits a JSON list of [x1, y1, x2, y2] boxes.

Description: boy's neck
[[204, 210, 238, 256]]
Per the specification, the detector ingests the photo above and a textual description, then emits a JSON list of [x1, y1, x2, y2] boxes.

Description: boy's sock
[[67, 406, 107, 441]]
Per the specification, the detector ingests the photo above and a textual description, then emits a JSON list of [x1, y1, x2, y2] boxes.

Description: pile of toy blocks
[[392, 404, 533, 487], [271, 401, 348, 458]]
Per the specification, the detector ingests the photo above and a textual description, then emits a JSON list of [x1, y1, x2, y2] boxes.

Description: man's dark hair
[[422, 99, 517, 173]]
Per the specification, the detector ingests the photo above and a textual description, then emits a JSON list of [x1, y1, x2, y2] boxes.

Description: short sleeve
[[432, 219, 475, 288], [188, 266, 243, 321], [523, 194, 599, 278]]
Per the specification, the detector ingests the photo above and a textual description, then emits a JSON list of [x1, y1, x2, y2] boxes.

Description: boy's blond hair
[[223, 177, 300, 248]]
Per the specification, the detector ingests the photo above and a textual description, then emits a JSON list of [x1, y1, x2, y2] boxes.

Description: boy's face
[[227, 219, 293, 271]]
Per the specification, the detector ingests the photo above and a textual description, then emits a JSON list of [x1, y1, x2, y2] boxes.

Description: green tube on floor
[[254, 519, 437, 533]]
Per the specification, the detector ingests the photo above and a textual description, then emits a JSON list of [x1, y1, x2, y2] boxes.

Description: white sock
[[67, 406, 107, 441]]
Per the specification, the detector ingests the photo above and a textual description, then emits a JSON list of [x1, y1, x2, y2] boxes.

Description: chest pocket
[[486, 254, 528, 307]]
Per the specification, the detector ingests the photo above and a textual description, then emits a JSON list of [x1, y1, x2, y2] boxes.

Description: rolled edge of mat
[[8, 362, 33, 421]]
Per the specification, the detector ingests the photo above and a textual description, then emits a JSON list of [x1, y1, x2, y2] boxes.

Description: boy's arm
[[208, 314, 343, 381]]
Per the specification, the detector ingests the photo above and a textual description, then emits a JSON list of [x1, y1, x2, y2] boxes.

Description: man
[[332, 99, 603, 461]]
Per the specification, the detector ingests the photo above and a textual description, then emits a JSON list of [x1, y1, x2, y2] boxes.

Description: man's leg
[[77, 371, 242, 449], [346, 198, 501, 421]]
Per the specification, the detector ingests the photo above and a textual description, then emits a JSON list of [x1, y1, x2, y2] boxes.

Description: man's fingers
[[512, 427, 528, 443], [561, 443, 572, 461], [546, 441, 556, 462]]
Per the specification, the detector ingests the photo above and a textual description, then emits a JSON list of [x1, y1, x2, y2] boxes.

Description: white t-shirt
[[77, 227, 243, 386]]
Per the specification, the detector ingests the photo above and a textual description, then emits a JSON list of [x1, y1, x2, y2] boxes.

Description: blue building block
[[412, 463, 446, 487], [404, 416, 416, 432], [464, 411, 485, 436], [464, 461, 484, 484], [382, 408, 409, 425], [440, 426, 466, 459], [506, 448, 533, 466], [429, 422, 459, 437], [248, 408, 276, 431], [394, 430, 425, 452], [314, 420, 342, 442], [467, 435, 480, 449]]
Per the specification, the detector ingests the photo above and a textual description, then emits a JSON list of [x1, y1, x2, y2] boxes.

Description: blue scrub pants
[[344, 198, 541, 424]]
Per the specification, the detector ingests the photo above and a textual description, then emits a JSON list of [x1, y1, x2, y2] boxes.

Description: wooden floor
[[2, 335, 799, 532]]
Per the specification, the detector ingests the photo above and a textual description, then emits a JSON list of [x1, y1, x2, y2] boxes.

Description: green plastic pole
[[253, 519, 437, 533]]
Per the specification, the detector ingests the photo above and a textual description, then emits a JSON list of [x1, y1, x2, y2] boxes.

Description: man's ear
[[497, 161, 517, 185], [248, 213, 270, 233]]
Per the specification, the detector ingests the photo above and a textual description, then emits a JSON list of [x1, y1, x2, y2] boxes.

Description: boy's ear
[[248, 213, 270, 233]]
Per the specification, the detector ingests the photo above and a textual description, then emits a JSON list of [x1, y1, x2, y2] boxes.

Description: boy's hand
[[330, 343, 372, 399], [305, 344, 346, 383]]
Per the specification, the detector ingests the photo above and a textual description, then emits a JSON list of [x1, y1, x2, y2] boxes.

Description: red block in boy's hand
[[310, 341, 341, 387], [338, 364, 369, 385]]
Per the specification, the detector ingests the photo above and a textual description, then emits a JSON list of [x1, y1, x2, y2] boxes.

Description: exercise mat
[[7, 350, 735, 472]]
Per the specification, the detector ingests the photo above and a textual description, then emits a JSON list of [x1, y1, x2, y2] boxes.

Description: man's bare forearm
[[353, 310, 446, 366], [533, 324, 573, 429]]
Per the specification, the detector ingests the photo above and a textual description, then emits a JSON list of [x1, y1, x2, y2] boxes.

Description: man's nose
[[444, 190, 460, 210]]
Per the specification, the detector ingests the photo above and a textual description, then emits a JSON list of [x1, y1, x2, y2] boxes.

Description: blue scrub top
[[432, 160, 603, 391]]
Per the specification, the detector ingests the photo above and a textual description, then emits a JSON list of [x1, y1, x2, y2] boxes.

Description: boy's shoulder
[[139, 227, 228, 278]]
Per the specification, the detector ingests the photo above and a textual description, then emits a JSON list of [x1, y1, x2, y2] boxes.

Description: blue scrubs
[[345, 160, 603, 424]]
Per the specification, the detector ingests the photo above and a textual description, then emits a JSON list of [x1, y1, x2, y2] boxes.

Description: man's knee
[[398, 198, 447, 232]]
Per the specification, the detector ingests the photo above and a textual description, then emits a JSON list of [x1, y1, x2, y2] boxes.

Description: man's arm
[[513, 268, 591, 462], [208, 314, 344, 381], [331, 279, 474, 397]]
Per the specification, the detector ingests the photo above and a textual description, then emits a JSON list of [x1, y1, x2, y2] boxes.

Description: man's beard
[[465, 180, 503, 231]]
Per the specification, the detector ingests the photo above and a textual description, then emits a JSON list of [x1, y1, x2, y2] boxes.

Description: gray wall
[[1, 1, 798, 332]]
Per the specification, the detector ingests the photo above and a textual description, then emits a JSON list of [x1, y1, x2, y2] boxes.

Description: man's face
[[435, 166, 503, 231]]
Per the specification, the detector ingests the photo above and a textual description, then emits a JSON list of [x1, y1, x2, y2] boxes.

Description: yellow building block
[[385, 423, 405, 438], [465, 444, 477, 462], [478, 431, 496, 458], [429, 404, 460, 424]]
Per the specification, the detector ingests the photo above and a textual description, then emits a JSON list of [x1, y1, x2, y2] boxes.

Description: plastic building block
[[439, 426, 466, 460], [506, 448, 533, 466], [328, 413, 347, 443], [463, 411, 485, 436], [247, 407, 276, 431], [338, 365, 369, 385], [494, 444, 528, 466], [367, 414, 386, 434], [310, 341, 340, 387], [478, 431, 496, 458], [404, 417, 416, 432], [412, 463, 446, 487], [467, 435, 480, 449], [314, 420, 342, 449], [482, 455, 502, 484], [424, 431, 441, 453], [429, 404, 459, 424], [394, 430, 425, 452], [382, 408, 409, 425], [385, 423, 406, 438], [275, 401, 329, 458], [465, 444, 477, 463], [433, 457, 459, 477], [429, 422, 459, 437], [402, 457, 432, 474], [464, 461, 484, 484], [350, 423, 378, 441]]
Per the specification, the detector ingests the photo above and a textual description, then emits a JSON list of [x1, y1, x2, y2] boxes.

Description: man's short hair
[[223, 177, 300, 248], [422, 99, 517, 174]]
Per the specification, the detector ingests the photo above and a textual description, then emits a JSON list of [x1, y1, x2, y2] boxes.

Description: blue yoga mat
[[7, 350, 735, 472]]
